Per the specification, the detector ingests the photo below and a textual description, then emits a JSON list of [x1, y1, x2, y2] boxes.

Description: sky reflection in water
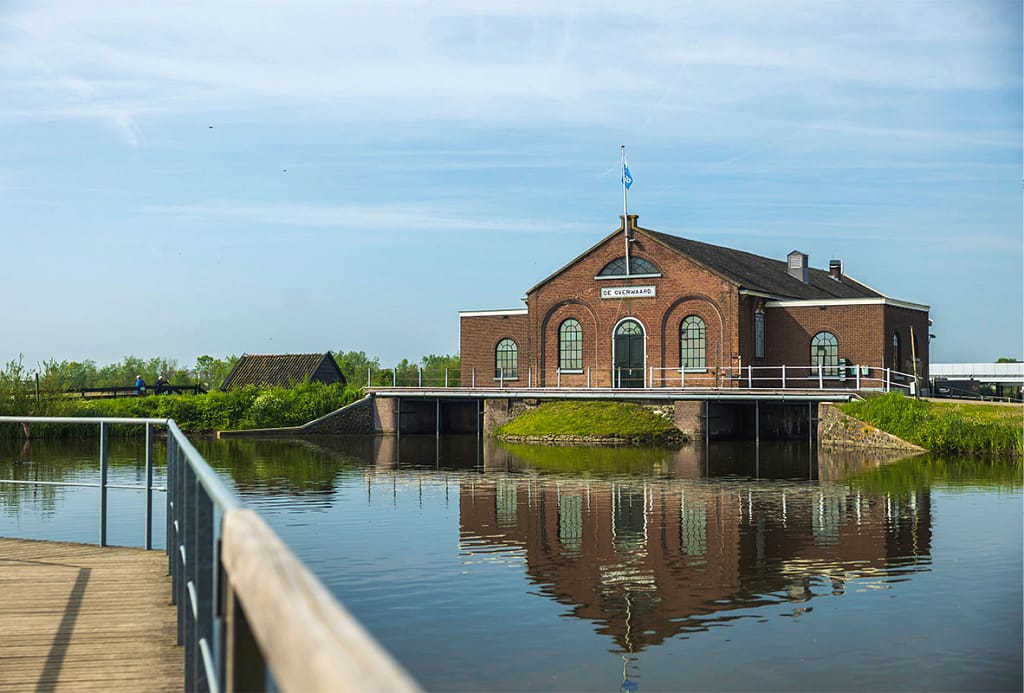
[[1, 435, 1021, 692]]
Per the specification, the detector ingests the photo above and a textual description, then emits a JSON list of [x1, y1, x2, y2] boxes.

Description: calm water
[[1, 435, 1021, 692]]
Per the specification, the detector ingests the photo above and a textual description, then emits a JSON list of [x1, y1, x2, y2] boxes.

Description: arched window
[[811, 331, 839, 376], [680, 316, 706, 370], [495, 338, 518, 379], [891, 332, 901, 372], [597, 256, 660, 277], [559, 319, 583, 371]]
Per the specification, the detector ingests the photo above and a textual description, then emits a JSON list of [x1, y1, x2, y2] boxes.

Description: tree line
[[1, 350, 461, 392]]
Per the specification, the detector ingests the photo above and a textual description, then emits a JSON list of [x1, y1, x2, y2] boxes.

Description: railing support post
[[445, 368, 449, 388], [748, 365, 753, 389], [856, 365, 861, 390], [818, 363, 824, 389], [781, 364, 786, 389], [885, 368, 891, 392], [145, 422, 153, 550], [99, 421, 108, 546]]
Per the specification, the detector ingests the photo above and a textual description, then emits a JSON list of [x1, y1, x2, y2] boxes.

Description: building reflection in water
[[458, 440, 932, 656]]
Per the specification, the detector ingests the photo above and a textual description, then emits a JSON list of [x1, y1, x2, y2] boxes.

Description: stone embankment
[[218, 395, 375, 438], [498, 431, 688, 447], [817, 403, 925, 451]]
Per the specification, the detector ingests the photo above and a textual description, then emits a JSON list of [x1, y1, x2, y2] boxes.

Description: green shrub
[[0, 381, 363, 438]]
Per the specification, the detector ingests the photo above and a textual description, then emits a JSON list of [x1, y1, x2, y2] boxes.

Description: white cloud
[[1, 0, 1016, 134]]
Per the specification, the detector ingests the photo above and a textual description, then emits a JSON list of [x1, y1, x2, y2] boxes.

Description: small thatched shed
[[220, 353, 346, 391]]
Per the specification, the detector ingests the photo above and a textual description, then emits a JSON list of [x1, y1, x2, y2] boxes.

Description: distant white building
[[929, 362, 1023, 399]]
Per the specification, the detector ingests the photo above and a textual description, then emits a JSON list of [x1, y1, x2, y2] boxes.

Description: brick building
[[460, 215, 930, 389]]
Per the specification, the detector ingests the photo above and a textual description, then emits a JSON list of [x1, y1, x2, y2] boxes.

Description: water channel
[[1, 434, 1021, 692]]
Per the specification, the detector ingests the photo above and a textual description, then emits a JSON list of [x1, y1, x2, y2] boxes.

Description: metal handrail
[[453, 363, 921, 392], [0, 415, 418, 693]]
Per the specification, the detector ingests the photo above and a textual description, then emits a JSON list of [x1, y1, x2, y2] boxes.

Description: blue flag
[[622, 163, 633, 190]]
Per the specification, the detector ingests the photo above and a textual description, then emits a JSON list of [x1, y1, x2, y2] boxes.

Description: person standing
[[135, 375, 147, 396]]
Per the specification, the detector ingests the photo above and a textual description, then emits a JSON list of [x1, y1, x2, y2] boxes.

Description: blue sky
[[2, 0, 1021, 370]]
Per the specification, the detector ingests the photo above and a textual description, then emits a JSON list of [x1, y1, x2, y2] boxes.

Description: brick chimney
[[829, 259, 843, 281], [787, 250, 809, 283]]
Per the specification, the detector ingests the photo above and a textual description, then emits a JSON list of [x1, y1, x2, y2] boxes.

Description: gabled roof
[[220, 352, 345, 391], [526, 217, 884, 301], [642, 229, 883, 300]]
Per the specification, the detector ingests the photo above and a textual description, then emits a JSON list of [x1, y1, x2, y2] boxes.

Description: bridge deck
[[0, 538, 181, 692]]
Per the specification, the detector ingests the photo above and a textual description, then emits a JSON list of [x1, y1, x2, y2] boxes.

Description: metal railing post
[[145, 422, 153, 550], [392, 369, 396, 387], [183, 462, 197, 687], [194, 488, 215, 693], [557, 368, 561, 388], [499, 368, 504, 388], [472, 368, 476, 388], [99, 421, 108, 546], [528, 367, 532, 388], [367, 367, 371, 388], [748, 365, 753, 389], [445, 368, 449, 388], [681, 368, 685, 388], [885, 368, 891, 392], [818, 363, 824, 389], [418, 366, 422, 388], [856, 365, 861, 390], [781, 364, 787, 389], [587, 367, 591, 388]]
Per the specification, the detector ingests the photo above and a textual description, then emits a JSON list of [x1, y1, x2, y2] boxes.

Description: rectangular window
[[754, 311, 765, 359]]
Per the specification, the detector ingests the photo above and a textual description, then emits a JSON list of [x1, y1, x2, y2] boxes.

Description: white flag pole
[[621, 145, 630, 275]]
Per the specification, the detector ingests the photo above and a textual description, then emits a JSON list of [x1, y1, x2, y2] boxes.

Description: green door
[[613, 320, 645, 388]]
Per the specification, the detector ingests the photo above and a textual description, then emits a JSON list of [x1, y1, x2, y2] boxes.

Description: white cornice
[[459, 308, 529, 318], [765, 297, 929, 311]]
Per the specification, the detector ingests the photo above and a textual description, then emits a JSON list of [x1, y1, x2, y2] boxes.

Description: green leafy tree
[[0, 357, 37, 416], [193, 354, 239, 390], [334, 350, 381, 386]]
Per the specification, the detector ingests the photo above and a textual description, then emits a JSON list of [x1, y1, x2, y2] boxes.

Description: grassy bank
[[0, 382, 364, 438], [839, 393, 1023, 456], [495, 401, 683, 445]]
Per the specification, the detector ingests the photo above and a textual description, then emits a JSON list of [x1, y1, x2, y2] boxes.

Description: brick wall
[[460, 312, 531, 387], [525, 228, 740, 387], [459, 221, 930, 389]]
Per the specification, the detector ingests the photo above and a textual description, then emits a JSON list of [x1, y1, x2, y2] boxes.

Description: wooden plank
[[0, 537, 182, 693]]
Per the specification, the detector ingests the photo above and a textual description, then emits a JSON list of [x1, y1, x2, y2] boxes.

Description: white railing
[[373, 364, 920, 392]]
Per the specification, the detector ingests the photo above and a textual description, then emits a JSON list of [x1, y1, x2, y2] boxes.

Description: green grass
[[839, 393, 1023, 456], [495, 401, 681, 442]]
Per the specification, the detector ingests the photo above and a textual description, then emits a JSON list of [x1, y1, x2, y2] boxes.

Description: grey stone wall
[[817, 402, 924, 451], [302, 396, 376, 434]]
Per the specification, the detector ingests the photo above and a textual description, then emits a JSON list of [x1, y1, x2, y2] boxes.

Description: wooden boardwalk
[[0, 538, 182, 692]]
